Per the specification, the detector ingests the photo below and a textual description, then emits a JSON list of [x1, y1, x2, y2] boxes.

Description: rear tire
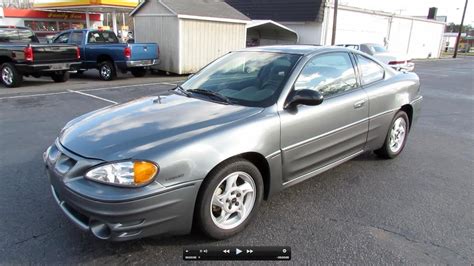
[[98, 61, 116, 81], [375, 111, 410, 159], [51, 71, 70, 83], [131, 67, 147, 77], [196, 159, 263, 240], [1, 62, 23, 88]]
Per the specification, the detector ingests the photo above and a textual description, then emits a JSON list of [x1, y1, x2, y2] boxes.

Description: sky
[[341, 0, 473, 25]]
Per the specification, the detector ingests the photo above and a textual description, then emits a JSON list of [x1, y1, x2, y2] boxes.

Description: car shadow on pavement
[[352, 151, 389, 161]]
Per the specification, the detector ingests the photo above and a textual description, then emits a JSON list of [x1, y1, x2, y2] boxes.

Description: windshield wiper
[[187, 89, 232, 104], [170, 85, 191, 97]]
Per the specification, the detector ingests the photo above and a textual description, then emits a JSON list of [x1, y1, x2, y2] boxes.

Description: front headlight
[[85, 161, 158, 187]]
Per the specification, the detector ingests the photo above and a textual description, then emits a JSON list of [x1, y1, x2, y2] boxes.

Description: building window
[[24, 21, 57, 32], [58, 22, 71, 31]]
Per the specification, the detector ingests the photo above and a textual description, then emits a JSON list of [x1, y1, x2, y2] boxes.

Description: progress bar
[[183, 246, 291, 261]]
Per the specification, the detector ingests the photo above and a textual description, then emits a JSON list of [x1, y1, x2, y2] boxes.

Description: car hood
[[59, 94, 263, 161]]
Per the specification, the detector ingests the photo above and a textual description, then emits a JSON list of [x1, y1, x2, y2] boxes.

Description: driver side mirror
[[285, 89, 324, 109]]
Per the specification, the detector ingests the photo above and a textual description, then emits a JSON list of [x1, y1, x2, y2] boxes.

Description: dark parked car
[[45, 45, 422, 241], [52, 29, 159, 80], [0, 26, 81, 87]]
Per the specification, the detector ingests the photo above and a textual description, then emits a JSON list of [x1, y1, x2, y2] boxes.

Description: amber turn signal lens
[[133, 161, 158, 185]]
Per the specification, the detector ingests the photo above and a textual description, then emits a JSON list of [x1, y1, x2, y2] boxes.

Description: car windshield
[[180, 51, 301, 107], [370, 44, 387, 54]]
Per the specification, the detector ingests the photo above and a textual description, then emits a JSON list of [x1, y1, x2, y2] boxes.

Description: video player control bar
[[183, 246, 291, 261]]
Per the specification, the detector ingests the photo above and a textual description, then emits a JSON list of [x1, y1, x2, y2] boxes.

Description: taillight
[[388, 60, 405, 65], [124, 47, 131, 59], [24, 45, 33, 62], [157, 46, 160, 58], [76, 47, 81, 59]]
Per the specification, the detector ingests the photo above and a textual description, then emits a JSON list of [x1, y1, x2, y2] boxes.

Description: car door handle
[[353, 100, 366, 109]]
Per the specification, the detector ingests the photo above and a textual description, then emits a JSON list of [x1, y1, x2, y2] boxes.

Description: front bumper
[[126, 59, 160, 68], [45, 141, 201, 241], [16, 62, 81, 73]]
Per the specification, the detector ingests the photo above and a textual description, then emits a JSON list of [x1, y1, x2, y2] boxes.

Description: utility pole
[[453, 0, 469, 58], [331, 0, 339, 45]]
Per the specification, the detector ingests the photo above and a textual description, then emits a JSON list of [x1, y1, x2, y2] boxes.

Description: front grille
[[55, 154, 77, 175], [48, 144, 77, 175]]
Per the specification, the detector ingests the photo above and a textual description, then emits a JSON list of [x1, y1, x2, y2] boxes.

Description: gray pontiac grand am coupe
[[44, 45, 422, 241]]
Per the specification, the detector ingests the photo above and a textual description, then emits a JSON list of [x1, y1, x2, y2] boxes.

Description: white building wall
[[295, 4, 447, 59], [0, 17, 24, 27], [133, 0, 180, 73], [279, 21, 322, 45], [134, 15, 180, 73], [179, 18, 246, 74], [333, 8, 389, 44], [387, 17, 412, 54], [405, 19, 445, 58]]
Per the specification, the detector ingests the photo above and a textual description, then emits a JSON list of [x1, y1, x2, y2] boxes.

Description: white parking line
[[67, 89, 118, 104], [0, 81, 182, 100], [0, 91, 70, 100], [79, 81, 181, 92]]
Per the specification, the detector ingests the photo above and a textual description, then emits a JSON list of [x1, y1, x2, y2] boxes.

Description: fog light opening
[[90, 220, 111, 240]]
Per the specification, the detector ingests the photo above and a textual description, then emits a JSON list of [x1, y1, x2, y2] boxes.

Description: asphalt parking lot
[[0, 58, 473, 264]]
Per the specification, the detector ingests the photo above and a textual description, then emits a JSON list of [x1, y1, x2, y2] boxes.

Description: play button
[[235, 248, 242, 255]]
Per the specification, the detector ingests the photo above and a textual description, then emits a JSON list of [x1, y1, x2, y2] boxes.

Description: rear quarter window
[[356, 54, 385, 85]]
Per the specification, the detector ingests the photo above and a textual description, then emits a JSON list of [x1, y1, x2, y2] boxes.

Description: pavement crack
[[13, 227, 59, 245], [327, 217, 469, 262]]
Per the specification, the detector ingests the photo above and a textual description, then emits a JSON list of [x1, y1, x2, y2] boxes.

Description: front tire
[[51, 71, 70, 83], [1, 62, 23, 88], [375, 111, 410, 159], [131, 67, 147, 77], [196, 159, 263, 239], [98, 61, 116, 81]]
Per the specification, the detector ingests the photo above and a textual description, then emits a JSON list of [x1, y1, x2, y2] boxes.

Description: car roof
[[239, 45, 355, 55]]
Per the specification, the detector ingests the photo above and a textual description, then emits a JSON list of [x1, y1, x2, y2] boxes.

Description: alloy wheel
[[210, 171, 256, 230], [389, 117, 407, 153], [2, 66, 13, 85], [100, 65, 111, 79]]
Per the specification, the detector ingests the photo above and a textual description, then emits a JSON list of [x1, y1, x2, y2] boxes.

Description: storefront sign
[[33, 0, 138, 8], [3, 8, 101, 21]]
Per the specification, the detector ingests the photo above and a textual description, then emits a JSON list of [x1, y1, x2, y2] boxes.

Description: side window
[[69, 32, 83, 45], [356, 55, 385, 85], [88, 31, 119, 43], [88, 32, 99, 43], [54, 32, 69, 44], [294, 52, 358, 98]]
